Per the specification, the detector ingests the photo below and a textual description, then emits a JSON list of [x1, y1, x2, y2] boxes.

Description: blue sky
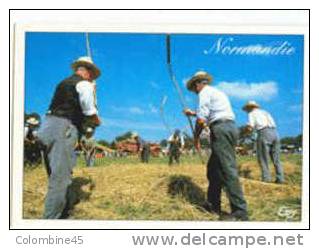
[[25, 32, 304, 142]]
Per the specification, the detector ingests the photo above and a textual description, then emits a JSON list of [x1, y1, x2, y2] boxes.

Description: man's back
[[198, 85, 235, 123], [248, 109, 276, 130]]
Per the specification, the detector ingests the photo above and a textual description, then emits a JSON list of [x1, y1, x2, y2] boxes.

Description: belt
[[210, 119, 234, 127], [258, 126, 276, 131]]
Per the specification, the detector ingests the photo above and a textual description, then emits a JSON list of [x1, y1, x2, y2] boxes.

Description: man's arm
[[183, 115, 208, 150], [244, 112, 255, 135], [243, 125, 253, 136], [183, 109, 196, 116], [193, 91, 210, 149], [184, 109, 203, 149], [194, 118, 207, 150], [76, 81, 101, 130], [76, 81, 98, 116]]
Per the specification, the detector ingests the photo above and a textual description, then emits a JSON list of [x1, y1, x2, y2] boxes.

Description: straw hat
[[86, 127, 94, 133], [26, 117, 40, 126], [242, 101, 260, 111], [71, 56, 101, 79], [186, 71, 213, 92]]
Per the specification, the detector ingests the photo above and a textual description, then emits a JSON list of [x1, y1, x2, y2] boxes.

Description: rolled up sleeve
[[76, 81, 98, 116], [248, 112, 256, 128], [197, 92, 210, 121]]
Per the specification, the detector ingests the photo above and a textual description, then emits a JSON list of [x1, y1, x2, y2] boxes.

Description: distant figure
[[167, 129, 184, 165], [184, 71, 248, 221], [24, 114, 43, 166], [24, 113, 41, 140], [242, 101, 284, 184], [81, 128, 96, 167], [132, 132, 150, 163], [37, 56, 101, 219]]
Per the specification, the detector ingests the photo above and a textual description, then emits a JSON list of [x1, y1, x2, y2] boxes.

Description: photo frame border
[[9, 9, 310, 230]]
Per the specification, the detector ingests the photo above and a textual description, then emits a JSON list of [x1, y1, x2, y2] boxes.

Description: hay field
[[23, 154, 302, 221]]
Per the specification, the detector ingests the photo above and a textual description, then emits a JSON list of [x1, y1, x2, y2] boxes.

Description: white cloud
[[216, 81, 278, 101], [128, 107, 144, 115]]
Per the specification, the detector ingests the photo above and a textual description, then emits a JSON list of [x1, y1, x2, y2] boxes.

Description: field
[[23, 154, 302, 221]]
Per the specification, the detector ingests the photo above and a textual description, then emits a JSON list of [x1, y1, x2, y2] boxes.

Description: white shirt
[[24, 126, 29, 139], [81, 136, 96, 151], [197, 85, 235, 124], [76, 81, 98, 116], [248, 108, 276, 130], [168, 134, 185, 147], [24, 126, 38, 139]]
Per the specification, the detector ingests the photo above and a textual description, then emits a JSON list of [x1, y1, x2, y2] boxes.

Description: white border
[[10, 20, 309, 230]]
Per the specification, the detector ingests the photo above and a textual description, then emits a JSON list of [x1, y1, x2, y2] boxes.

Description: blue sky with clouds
[[25, 32, 304, 142]]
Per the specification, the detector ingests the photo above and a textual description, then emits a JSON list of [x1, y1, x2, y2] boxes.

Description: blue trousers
[[37, 116, 78, 219], [85, 151, 95, 167], [257, 128, 284, 182]]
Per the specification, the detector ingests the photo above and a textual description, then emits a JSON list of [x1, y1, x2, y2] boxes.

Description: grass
[[23, 154, 302, 221]]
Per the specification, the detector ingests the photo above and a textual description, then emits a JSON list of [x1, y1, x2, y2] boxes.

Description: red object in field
[[95, 153, 104, 158], [150, 144, 161, 157], [116, 141, 139, 153], [116, 140, 161, 157]]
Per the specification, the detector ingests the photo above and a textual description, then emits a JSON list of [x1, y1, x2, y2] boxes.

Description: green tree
[[295, 134, 303, 147], [281, 134, 302, 147], [110, 141, 117, 149], [160, 139, 168, 148], [97, 139, 110, 147], [115, 131, 134, 142]]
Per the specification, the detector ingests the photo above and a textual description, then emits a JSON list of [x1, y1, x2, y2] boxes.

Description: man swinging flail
[[184, 71, 248, 221], [38, 56, 101, 219]]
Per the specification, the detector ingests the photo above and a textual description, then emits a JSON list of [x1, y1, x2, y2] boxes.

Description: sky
[[24, 32, 304, 142]]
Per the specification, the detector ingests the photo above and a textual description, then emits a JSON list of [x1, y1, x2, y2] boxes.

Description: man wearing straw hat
[[37, 56, 101, 219], [81, 127, 97, 167], [24, 113, 41, 140], [167, 129, 184, 165], [24, 113, 42, 166], [131, 132, 150, 163], [184, 71, 248, 221], [242, 101, 284, 183]]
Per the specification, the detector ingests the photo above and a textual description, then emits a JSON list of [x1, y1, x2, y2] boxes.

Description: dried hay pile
[[23, 155, 302, 221]]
